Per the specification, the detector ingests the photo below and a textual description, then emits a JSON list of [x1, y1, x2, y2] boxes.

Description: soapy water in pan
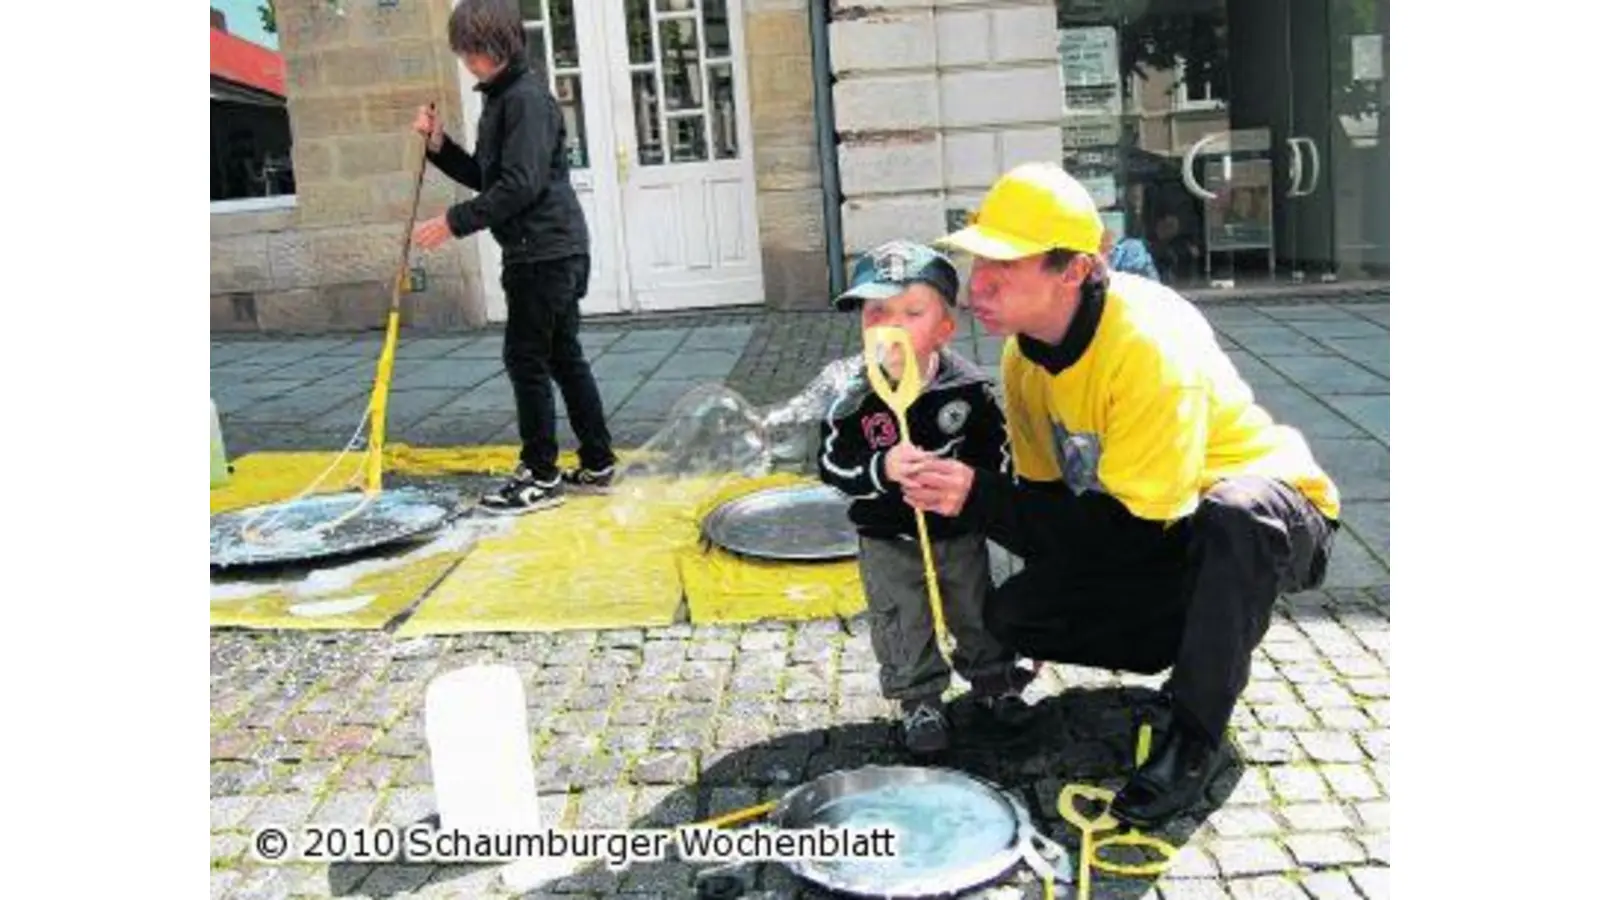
[[807, 781, 1018, 885], [211, 486, 462, 569]]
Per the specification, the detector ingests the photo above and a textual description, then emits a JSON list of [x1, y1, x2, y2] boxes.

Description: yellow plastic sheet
[[679, 475, 865, 624], [394, 473, 738, 635], [210, 550, 463, 631]]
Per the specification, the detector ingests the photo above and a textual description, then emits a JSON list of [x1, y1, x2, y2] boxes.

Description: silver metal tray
[[769, 765, 1063, 898], [700, 484, 857, 561], [210, 485, 463, 570]]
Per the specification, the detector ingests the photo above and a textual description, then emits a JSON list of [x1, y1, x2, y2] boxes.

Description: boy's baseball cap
[[935, 163, 1104, 260], [833, 240, 961, 311]]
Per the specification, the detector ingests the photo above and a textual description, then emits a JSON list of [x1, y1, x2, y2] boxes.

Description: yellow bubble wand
[[862, 325, 952, 660]]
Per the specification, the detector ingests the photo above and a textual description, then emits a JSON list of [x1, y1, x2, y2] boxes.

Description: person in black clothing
[[816, 241, 1035, 756], [411, 0, 615, 514]]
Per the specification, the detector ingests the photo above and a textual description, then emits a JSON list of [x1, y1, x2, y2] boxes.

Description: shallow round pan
[[701, 484, 857, 561], [210, 485, 463, 570], [769, 765, 1059, 898]]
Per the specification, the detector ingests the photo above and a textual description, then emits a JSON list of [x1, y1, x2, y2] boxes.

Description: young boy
[[410, 0, 615, 514], [817, 240, 1034, 755]]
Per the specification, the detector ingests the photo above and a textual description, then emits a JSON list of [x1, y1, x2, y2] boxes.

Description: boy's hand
[[900, 457, 975, 517], [413, 104, 443, 153], [883, 443, 919, 485], [413, 216, 453, 250]]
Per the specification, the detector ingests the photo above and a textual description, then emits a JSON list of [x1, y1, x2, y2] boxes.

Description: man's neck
[[1023, 291, 1080, 348]]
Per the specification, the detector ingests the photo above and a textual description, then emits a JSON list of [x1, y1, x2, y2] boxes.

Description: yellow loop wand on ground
[[862, 326, 953, 661], [1045, 722, 1177, 900]]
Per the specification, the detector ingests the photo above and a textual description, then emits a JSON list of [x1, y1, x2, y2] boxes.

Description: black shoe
[[900, 699, 950, 756], [976, 689, 1034, 729], [479, 465, 565, 515], [1109, 722, 1226, 830], [561, 464, 615, 494]]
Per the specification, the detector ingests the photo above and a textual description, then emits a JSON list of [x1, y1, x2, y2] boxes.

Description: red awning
[[211, 27, 285, 98]]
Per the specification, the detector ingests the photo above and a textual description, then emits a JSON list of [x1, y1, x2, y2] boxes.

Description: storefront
[[1055, 0, 1390, 287]]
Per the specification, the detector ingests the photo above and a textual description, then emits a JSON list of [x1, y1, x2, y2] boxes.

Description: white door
[[602, 0, 763, 311], [458, 1, 763, 319], [456, 0, 625, 320]]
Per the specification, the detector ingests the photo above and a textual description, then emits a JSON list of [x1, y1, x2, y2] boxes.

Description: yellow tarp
[[209, 550, 463, 631], [213, 448, 866, 632], [394, 474, 739, 635], [679, 476, 866, 624]]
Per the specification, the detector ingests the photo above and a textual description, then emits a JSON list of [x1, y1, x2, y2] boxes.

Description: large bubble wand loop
[[862, 325, 952, 663]]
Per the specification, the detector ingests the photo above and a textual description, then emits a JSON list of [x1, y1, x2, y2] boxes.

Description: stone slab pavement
[[210, 301, 1389, 899]]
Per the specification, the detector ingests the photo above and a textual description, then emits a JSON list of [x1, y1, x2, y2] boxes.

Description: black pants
[[502, 255, 614, 480], [983, 476, 1337, 744]]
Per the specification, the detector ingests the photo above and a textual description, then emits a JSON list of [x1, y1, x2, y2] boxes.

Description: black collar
[[1016, 279, 1107, 375], [475, 60, 526, 97]]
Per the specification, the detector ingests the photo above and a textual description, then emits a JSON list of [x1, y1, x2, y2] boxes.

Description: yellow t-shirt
[[1002, 274, 1340, 522]]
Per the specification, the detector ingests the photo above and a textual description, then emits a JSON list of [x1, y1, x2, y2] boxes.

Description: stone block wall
[[830, 0, 1064, 258], [210, 0, 485, 333], [743, 0, 829, 311]]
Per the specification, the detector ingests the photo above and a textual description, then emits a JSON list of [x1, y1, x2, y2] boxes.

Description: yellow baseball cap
[[935, 163, 1104, 260]]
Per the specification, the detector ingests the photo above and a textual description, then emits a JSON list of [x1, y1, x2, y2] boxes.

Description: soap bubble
[[616, 383, 772, 485]]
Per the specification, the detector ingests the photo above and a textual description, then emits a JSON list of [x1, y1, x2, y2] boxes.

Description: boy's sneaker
[[560, 465, 615, 494], [900, 699, 950, 756], [479, 465, 565, 515], [973, 664, 1038, 729]]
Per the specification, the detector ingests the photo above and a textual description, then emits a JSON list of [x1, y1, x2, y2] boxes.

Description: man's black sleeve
[[958, 468, 1175, 565], [426, 134, 483, 191], [445, 90, 555, 237]]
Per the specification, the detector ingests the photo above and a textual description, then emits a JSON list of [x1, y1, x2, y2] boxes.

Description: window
[[1172, 56, 1224, 112], [210, 5, 295, 211]]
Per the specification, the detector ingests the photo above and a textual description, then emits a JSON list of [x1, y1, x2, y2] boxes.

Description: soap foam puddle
[[807, 782, 1017, 885]]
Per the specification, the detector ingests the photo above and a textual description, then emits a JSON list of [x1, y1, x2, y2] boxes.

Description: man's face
[[860, 283, 955, 381], [966, 254, 1078, 336]]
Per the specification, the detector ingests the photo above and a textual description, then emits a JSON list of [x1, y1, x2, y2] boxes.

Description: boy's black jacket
[[816, 350, 1010, 541], [428, 62, 588, 263]]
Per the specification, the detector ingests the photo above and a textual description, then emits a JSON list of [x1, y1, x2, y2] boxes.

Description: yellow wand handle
[[863, 326, 951, 661], [364, 108, 435, 496]]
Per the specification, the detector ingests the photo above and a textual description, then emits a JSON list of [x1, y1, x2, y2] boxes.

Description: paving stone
[[1297, 683, 1356, 709], [1300, 870, 1363, 900], [1160, 843, 1220, 880], [1228, 876, 1311, 900], [378, 787, 436, 826], [576, 787, 635, 828], [1347, 678, 1388, 699], [1209, 807, 1282, 838], [225, 866, 295, 900], [1159, 882, 1231, 900], [1285, 832, 1366, 867], [1209, 838, 1297, 876], [311, 790, 381, 827], [1296, 731, 1365, 763], [1313, 708, 1372, 731], [1253, 703, 1316, 729], [244, 793, 318, 831], [1321, 764, 1381, 801], [1278, 802, 1354, 832], [632, 750, 697, 785], [212, 795, 259, 831], [1348, 867, 1388, 899], [1229, 769, 1274, 805], [1268, 767, 1329, 802], [1236, 731, 1302, 765], [1358, 833, 1389, 865], [1354, 800, 1389, 830], [358, 864, 437, 895]]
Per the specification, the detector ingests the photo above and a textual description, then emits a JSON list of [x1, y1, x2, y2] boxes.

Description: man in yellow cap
[[897, 162, 1341, 828]]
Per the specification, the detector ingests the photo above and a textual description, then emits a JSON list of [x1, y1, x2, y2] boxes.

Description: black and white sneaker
[[560, 465, 615, 494], [479, 465, 565, 515], [900, 699, 951, 756]]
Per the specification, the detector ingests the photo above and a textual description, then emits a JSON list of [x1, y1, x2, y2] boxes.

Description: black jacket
[[816, 350, 1011, 541], [427, 62, 588, 263]]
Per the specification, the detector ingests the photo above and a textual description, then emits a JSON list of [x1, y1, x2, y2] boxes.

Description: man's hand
[[899, 456, 976, 517], [412, 104, 443, 153], [412, 216, 453, 250]]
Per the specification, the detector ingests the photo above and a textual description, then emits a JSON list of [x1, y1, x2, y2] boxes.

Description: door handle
[[1287, 137, 1320, 197], [616, 146, 630, 184], [1181, 132, 1228, 201]]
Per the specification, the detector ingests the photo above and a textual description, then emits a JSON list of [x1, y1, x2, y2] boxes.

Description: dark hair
[[448, 0, 526, 64], [1042, 248, 1079, 273]]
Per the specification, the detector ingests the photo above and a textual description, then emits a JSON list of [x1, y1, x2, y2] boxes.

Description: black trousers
[[501, 255, 615, 479], [982, 476, 1337, 744]]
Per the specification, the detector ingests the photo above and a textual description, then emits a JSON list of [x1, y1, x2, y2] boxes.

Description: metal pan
[[767, 765, 1066, 898], [701, 484, 858, 561], [210, 485, 464, 570]]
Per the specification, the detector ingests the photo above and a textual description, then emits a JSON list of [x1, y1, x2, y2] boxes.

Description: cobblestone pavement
[[211, 302, 1388, 899]]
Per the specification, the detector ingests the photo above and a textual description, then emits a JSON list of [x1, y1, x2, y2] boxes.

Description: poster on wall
[[1063, 117, 1121, 149], [1202, 159, 1273, 252], [1058, 27, 1119, 88]]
